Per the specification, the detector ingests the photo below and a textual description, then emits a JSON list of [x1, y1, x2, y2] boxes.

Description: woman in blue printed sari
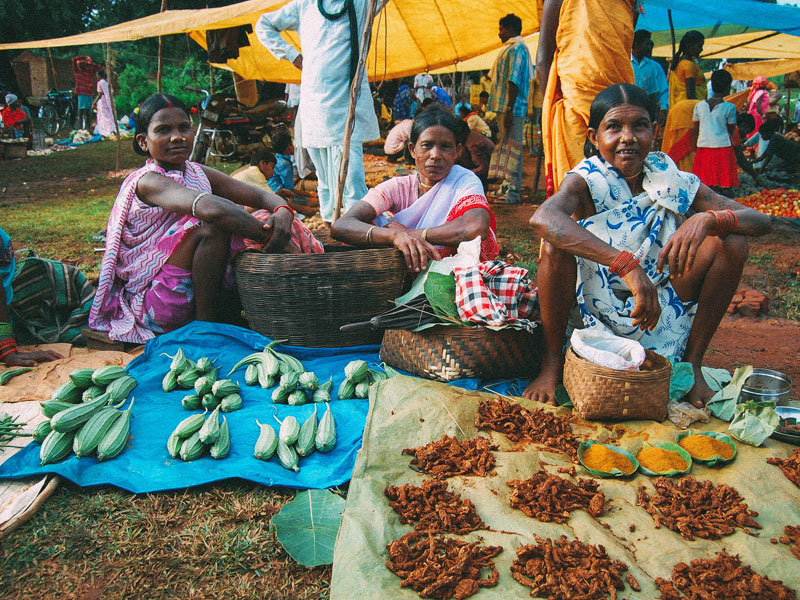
[[524, 84, 771, 408]]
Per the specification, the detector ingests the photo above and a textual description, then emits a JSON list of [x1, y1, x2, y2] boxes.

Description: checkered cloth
[[453, 260, 540, 333]]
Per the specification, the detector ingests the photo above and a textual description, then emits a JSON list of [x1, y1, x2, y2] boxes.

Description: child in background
[[692, 70, 738, 194]]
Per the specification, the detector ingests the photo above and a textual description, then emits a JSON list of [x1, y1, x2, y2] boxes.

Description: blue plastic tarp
[[0, 321, 529, 494], [641, 1, 800, 36]]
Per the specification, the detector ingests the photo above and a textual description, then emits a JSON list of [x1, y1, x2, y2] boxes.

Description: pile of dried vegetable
[[767, 448, 800, 488], [474, 396, 581, 460], [384, 480, 486, 534], [510, 535, 638, 600], [772, 525, 800, 561], [402, 434, 496, 479], [385, 530, 502, 600], [654, 550, 796, 600], [507, 471, 605, 523], [636, 476, 761, 540]]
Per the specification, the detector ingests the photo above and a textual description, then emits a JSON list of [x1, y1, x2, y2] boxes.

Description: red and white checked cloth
[[453, 260, 540, 333]]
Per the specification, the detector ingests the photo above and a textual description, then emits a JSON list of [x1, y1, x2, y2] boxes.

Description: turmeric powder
[[637, 446, 687, 473], [581, 443, 635, 474], [678, 435, 734, 461]]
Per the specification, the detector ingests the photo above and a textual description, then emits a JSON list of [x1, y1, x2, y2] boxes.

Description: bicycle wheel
[[190, 133, 210, 164], [41, 105, 62, 136]]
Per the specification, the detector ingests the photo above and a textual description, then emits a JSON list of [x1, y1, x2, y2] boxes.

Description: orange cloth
[[668, 59, 707, 108], [662, 99, 699, 172], [541, 0, 636, 196]]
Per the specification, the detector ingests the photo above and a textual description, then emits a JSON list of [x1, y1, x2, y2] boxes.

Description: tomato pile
[[736, 188, 800, 218]]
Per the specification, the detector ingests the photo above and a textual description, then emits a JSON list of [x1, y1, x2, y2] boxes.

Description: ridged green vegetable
[[245, 364, 259, 386], [312, 388, 331, 403], [212, 379, 239, 397], [295, 406, 317, 457], [167, 430, 182, 458], [0, 366, 33, 385], [51, 393, 111, 433], [272, 385, 290, 404], [33, 420, 52, 443], [276, 414, 300, 445], [68, 368, 95, 388], [40, 429, 76, 465], [209, 417, 230, 459], [355, 381, 370, 399], [42, 400, 75, 418], [368, 369, 388, 383], [276, 439, 300, 472], [51, 380, 83, 403], [82, 385, 106, 402], [73, 407, 122, 458], [179, 431, 205, 461], [194, 375, 214, 396], [106, 375, 137, 402], [268, 344, 304, 375], [315, 403, 336, 453], [344, 360, 369, 383], [162, 370, 179, 393], [220, 393, 242, 413], [227, 351, 265, 376], [257, 364, 276, 389], [195, 357, 214, 373], [172, 410, 207, 438], [177, 367, 202, 389], [198, 406, 221, 444], [254, 420, 278, 460], [182, 393, 202, 411], [338, 378, 355, 399], [279, 371, 300, 389], [319, 377, 333, 393], [288, 389, 308, 406], [202, 393, 219, 410], [298, 371, 318, 391], [91, 365, 128, 386], [162, 347, 187, 372], [96, 398, 134, 461]]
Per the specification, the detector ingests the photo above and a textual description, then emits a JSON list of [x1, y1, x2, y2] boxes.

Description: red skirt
[[692, 146, 738, 188]]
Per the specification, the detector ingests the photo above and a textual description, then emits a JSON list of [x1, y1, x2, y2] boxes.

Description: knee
[[722, 233, 749, 266], [195, 221, 230, 243]]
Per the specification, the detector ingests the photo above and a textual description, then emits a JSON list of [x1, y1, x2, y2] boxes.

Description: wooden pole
[[157, 0, 168, 92], [332, 0, 386, 221], [668, 10, 676, 63], [106, 43, 121, 172], [47, 48, 58, 90]]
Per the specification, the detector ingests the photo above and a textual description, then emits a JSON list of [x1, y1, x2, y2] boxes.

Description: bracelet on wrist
[[705, 209, 737, 236], [609, 250, 640, 277], [274, 204, 294, 218]]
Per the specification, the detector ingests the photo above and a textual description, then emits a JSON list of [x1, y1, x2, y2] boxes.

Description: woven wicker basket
[[234, 246, 405, 347], [563, 347, 671, 421], [380, 325, 543, 382]]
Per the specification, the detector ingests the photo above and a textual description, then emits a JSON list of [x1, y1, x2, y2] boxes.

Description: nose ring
[[170, 136, 184, 142]]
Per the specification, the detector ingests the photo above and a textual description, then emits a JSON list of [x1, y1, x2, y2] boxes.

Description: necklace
[[623, 170, 643, 181], [418, 174, 434, 189]]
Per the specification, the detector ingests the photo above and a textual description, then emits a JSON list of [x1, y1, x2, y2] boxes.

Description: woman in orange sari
[[538, 0, 639, 197], [662, 31, 707, 171]]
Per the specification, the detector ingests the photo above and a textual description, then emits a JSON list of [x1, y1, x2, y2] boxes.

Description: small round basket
[[380, 325, 543, 382], [563, 347, 671, 421], [234, 246, 405, 347]]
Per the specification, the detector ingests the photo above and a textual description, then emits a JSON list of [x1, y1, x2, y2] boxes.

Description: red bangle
[[705, 210, 737, 236], [274, 204, 294, 218], [609, 250, 639, 277], [0, 338, 17, 362]]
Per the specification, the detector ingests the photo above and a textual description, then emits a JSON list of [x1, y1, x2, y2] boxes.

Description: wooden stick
[[157, 0, 168, 92], [106, 43, 121, 172], [332, 0, 387, 222]]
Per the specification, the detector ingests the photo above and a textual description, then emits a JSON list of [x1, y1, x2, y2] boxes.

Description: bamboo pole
[[106, 43, 121, 172], [332, 0, 386, 222], [157, 0, 168, 92], [47, 48, 58, 90]]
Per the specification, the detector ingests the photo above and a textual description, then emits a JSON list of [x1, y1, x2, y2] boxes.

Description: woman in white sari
[[523, 83, 771, 408], [332, 106, 499, 272]]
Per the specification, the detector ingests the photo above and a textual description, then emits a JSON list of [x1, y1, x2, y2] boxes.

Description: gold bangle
[[365, 225, 377, 246], [420, 228, 429, 242]]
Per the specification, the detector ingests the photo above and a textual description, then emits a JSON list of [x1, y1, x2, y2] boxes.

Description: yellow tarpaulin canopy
[[0, 0, 542, 84], [653, 31, 800, 61], [725, 58, 800, 80]]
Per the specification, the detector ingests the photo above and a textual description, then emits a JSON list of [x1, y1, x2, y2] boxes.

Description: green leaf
[[271, 489, 346, 567], [424, 272, 459, 321], [554, 384, 573, 408]]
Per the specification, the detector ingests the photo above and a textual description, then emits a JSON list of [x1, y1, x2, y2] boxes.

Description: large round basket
[[563, 347, 671, 421], [234, 246, 405, 347], [380, 325, 543, 382]]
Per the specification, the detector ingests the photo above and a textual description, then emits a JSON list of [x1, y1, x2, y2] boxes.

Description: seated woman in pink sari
[[90, 93, 322, 343], [332, 106, 499, 272]]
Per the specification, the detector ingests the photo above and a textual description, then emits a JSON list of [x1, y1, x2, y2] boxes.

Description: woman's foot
[[685, 365, 715, 408], [522, 352, 564, 405]]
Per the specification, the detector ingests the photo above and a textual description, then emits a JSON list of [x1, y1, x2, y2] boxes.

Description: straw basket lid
[[563, 347, 671, 422]]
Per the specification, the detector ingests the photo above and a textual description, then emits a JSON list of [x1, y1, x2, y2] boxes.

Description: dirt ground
[[489, 153, 800, 400]]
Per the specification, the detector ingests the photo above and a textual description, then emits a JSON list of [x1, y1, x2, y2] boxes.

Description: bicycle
[[39, 89, 78, 137]]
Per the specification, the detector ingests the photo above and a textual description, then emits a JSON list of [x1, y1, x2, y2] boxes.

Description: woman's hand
[[390, 228, 441, 273], [657, 212, 714, 278], [623, 267, 661, 331], [263, 207, 294, 252], [3, 349, 63, 367]]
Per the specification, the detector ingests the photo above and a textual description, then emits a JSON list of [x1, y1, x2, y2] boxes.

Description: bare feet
[[522, 352, 564, 405], [685, 365, 715, 408]]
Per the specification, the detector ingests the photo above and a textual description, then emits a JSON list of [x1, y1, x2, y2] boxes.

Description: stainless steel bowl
[[738, 368, 792, 405]]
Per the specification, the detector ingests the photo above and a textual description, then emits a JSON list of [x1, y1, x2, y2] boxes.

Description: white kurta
[[255, 0, 380, 148]]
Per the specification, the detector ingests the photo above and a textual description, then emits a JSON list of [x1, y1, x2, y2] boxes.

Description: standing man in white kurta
[[256, 0, 380, 225]]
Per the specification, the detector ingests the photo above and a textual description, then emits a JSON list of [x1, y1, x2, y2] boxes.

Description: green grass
[[744, 250, 800, 320]]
